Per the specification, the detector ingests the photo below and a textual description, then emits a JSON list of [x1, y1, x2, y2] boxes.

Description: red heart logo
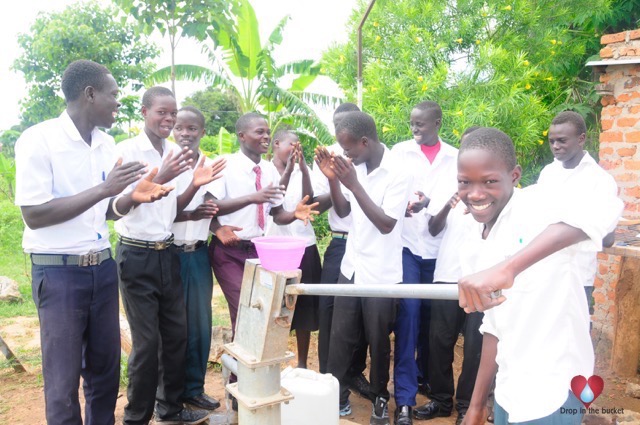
[[571, 375, 604, 408]]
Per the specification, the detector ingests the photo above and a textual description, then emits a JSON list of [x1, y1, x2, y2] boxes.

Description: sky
[[1, 0, 358, 132]]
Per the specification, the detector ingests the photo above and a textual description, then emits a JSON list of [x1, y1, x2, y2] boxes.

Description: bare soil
[[1, 316, 638, 425]]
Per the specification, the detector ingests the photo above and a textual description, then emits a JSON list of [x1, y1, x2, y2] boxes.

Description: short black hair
[[142, 86, 175, 108], [273, 124, 297, 143], [178, 105, 206, 128], [551, 111, 587, 136], [413, 101, 442, 120], [334, 102, 360, 116], [335, 111, 379, 141], [459, 127, 516, 171], [461, 126, 482, 140], [61, 60, 111, 102], [235, 112, 267, 135]]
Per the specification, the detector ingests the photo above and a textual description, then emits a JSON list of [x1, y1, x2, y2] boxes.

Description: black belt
[[118, 235, 174, 250], [214, 237, 255, 251], [31, 248, 112, 267], [173, 240, 207, 252], [331, 231, 348, 240]]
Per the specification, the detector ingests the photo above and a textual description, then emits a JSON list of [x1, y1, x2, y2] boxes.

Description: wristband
[[112, 195, 131, 217]]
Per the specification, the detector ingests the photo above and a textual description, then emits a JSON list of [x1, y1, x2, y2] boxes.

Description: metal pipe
[[357, 0, 377, 109], [285, 283, 459, 300], [221, 353, 238, 378]]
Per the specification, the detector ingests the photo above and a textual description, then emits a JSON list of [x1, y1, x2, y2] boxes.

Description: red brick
[[625, 76, 640, 89], [624, 160, 640, 170], [617, 146, 637, 156], [625, 131, 640, 143], [601, 119, 615, 131], [601, 32, 626, 44], [617, 93, 632, 102], [620, 46, 640, 56], [600, 147, 615, 156], [601, 159, 623, 170], [593, 291, 606, 304], [600, 46, 614, 58], [598, 263, 609, 275], [594, 276, 604, 289], [617, 117, 639, 127], [610, 278, 617, 289], [630, 105, 640, 114], [601, 96, 616, 107], [630, 30, 640, 40], [600, 73, 611, 83], [616, 172, 638, 182], [608, 304, 616, 314], [600, 131, 624, 142], [602, 106, 623, 116]]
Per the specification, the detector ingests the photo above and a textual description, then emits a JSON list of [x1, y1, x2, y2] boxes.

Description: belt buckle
[[183, 243, 196, 253], [81, 251, 100, 266], [154, 241, 167, 250]]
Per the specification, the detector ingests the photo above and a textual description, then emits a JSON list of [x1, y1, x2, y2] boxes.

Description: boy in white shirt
[[315, 111, 413, 425], [455, 127, 622, 424], [266, 127, 322, 369], [537, 111, 618, 317]]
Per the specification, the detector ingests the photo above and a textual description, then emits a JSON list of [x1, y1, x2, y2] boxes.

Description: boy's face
[[548, 122, 585, 166], [90, 74, 120, 129], [410, 108, 440, 145], [239, 117, 271, 156], [142, 95, 178, 140], [173, 110, 205, 152], [274, 133, 299, 162], [336, 129, 367, 165], [457, 149, 521, 231]]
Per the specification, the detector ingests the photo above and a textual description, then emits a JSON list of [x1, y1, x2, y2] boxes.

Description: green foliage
[[200, 128, 239, 157], [0, 154, 16, 202], [117, 95, 142, 137], [146, 0, 338, 153], [0, 130, 21, 159], [321, 0, 623, 184], [13, 1, 159, 128], [113, 0, 237, 95], [182, 87, 240, 136]]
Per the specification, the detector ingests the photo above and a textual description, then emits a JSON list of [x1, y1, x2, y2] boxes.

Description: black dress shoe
[[413, 401, 452, 420], [155, 408, 210, 424], [184, 393, 221, 410], [394, 405, 413, 425], [349, 373, 372, 400]]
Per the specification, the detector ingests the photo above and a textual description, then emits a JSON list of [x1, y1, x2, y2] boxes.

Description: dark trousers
[[31, 258, 120, 425], [327, 273, 396, 404], [318, 237, 368, 375], [179, 245, 213, 399], [208, 238, 257, 333], [393, 248, 436, 406], [428, 286, 483, 413], [117, 243, 187, 425]]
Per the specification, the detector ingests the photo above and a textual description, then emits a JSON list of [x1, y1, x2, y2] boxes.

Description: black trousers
[[32, 259, 120, 425], [327, 273, 396, 404], [318, 237, 368, 376], [427, 283, 483, 413], [117, 242, 187, 425]]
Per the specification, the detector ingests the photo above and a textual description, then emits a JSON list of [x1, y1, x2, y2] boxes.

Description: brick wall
[[592, 29, 640, 361]]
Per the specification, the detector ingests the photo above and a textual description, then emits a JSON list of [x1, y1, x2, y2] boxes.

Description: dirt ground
[[1, 315, 639, 425]]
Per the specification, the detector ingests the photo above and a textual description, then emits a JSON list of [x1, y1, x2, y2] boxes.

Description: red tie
[[253, 165, 265, 230]]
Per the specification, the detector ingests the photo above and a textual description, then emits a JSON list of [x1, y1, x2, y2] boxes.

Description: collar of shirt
[[235, 150, 267, 175], [59, 110, 109, 150]]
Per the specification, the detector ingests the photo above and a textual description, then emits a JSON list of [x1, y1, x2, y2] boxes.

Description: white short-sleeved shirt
[[537, 153, 619, 286], [114, 134, 184, 241], [341, 147, 413, 285], [432, 202, 475, 283], [171, 153, 218, 245], [209, 151, 283, 241], [15, 110, 115, 254], [460, 186, 622, 422], [266, 165, 316, 247], [390, 139, 458, 259], [311, 143, 367, 233]]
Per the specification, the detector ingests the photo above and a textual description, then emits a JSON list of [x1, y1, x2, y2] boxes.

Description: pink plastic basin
[[251, 236, 307, 271]]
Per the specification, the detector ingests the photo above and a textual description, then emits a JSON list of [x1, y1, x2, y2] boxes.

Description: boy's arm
[[271, 195, 319, 226], [176, 156, 225, 214], [458, 222, 587, 313], [314, 147, 350, 218], [463, 333, 498, 425], [23, 159, 148, 229], [174, 193, 218, 222], [214, 184, 285, 216], [428, 193, 459, 237]]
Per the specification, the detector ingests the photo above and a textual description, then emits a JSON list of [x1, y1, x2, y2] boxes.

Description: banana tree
[[146, 0, 339, 147]]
